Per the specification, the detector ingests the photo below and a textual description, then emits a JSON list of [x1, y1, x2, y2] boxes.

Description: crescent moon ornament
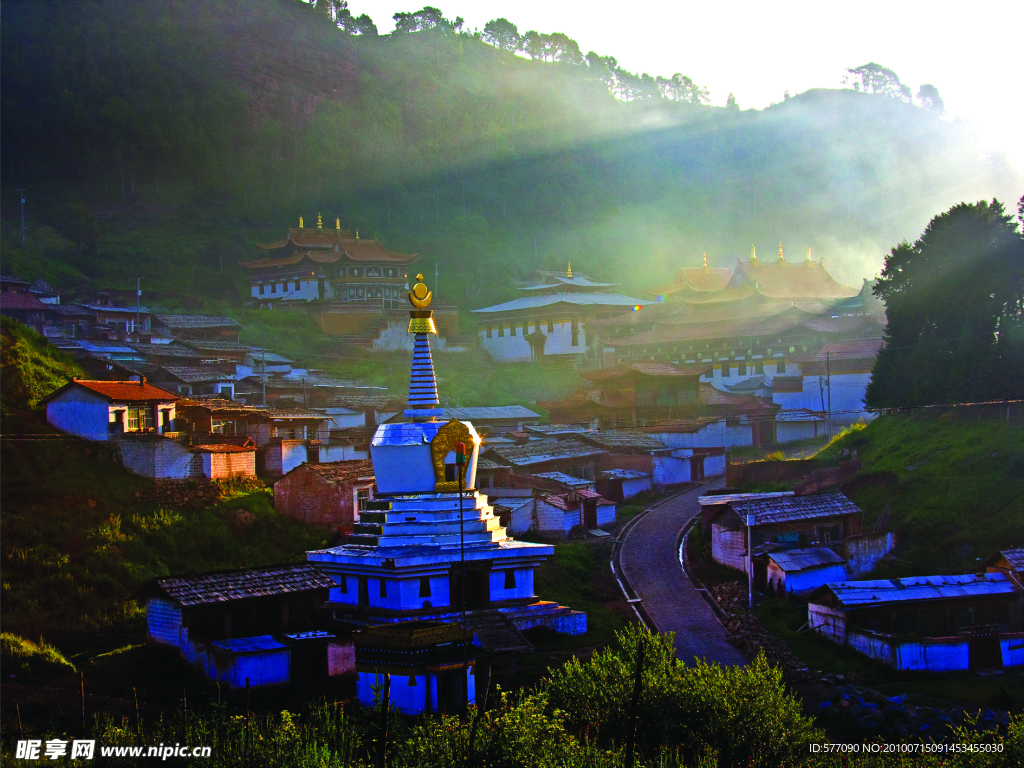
[[409, 273, 432, 309]]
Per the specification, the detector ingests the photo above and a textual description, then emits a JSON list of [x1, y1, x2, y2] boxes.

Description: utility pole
[[826, 351, 833, 440], [434, 262, 438, 302], [746, 514, 756, 610], [456, 440, 468, 709], [135, 278, 142, 335], [262, 345, 267, 406], [17, 189, 26, 244]]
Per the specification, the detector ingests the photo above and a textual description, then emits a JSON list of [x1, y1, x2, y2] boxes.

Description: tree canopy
[[866, 199, 1024, 407], [846, 63, 912, 102]]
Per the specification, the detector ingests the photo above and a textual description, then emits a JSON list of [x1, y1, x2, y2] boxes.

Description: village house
[[580, 430, 719, 488], [700, 491, 896, 595], [530, 489, 616, 537], [153, 314, 242, 342], [808, 574, 1024, 671], [354, 621, 476, 715], [596, 469, 653, 502], [83, 304, 152, 336], [152, 366, 236, 399], [43, 378, 179, 440], [0, 292, 49, 334], [274, 460, 375, 527], [137, 564, 350, 688]]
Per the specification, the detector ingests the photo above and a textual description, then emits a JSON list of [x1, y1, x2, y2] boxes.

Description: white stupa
[[306, 274, 586, 639]]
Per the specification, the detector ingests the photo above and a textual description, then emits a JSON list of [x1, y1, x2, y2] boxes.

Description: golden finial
[[702, 252, 709, 271], [806, 247, 813, 267], [778, 242, 785, 263], [567, 261, 573, 279], [355, 230, 360, 243], [299, 216, 304, 229], [336, 217, 341, 231], [409, 274, 433, 309], [317, 213, 323, 230], [750, 245, 757, 264]]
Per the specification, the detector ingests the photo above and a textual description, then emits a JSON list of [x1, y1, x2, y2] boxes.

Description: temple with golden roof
[[241, 215, 418, 309]]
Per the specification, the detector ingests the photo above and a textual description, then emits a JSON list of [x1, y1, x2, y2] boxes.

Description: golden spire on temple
[[355, 230, 360, 243], [750, 245, 758, 264], [336, 217, 341, 231], [567, 261, 573, 279], [299, 216, 304, 229], [806, 247, 813, 267], [778, 242, 785, 263], [408, 274, 437, 335], [316, 213, 323, 230], [409, 274, 433, 309], [702, 252, 709, 271]]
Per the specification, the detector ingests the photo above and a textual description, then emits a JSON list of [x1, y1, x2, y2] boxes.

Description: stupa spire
[[750, 245, 758, 264], [778, 242, 785, 263], [317, 213, 323, 231], [702, 252, 709, 271], [567, 261, 573, 279], [806, 247, 813, 267], [299, 216, 304, 229], [406, 274, 440, 414]]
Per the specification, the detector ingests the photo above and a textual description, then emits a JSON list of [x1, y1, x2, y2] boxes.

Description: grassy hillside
[[817, 415, 1024, 575], [2, 0, 1018, 313]]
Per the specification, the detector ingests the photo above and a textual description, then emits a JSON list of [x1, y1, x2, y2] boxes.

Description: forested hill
[[1, 0, 1019, 310]]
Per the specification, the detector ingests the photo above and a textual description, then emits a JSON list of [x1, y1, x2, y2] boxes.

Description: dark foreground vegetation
[[3, 626, 1022, 767]]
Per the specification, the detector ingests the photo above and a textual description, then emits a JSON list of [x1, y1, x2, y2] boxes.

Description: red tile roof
[[0, 292, 48, 310], [289, 459, 374, 484], [48, 379, 180, 403]]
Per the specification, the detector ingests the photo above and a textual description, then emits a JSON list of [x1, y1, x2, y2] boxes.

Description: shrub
[[546, 624, 820, 765]]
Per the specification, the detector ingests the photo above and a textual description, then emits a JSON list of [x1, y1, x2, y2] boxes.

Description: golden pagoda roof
[[242, 226, 418, 269]]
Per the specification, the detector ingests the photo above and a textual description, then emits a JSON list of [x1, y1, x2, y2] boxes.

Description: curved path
[[619, 479, 747, 666]]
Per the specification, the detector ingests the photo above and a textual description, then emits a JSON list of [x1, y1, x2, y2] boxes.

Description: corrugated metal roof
[[160, 366, 236, 383], [519, 276, 619, 290], [776, 409, 825, 422], [146, 564, 334, 607], [211, 635, 288, 654], [286, 459, 373, 484], [524, 424, 592, 436], [155, 314, 242, 329], [768, 547, 845, 572], [471, 293, 651, 313], [823, 573, 1020, 608], [731, 491, 860, 524], [581, 431, 668, 451]]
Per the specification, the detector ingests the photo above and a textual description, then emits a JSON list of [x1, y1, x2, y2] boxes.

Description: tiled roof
[[789, 338, 884, 363], [999, 548, 1024, 571], [580, 431, 668, 451], [0, 293, 48, 309], [604, 312, 803, 348], [43, 379, 179, 404], [821, 573, 1020, 609], [191, 443, 256, 454], [439, 405, 541, 421], [700, 383, 778, 412], [519, 276, 618, 290], [127, 343, 203, 358], [211, 635, 288, 654], [144, 564, 334, 606], [45, 304, 97, 317], [184, 340, 256, 352], [533, 472, 593, 488], [523, 424, 593, 436], [736, 260, 860, 300], [536, 387, 633, 411], [288, 459, 373, 484], [649, 266, 733, 297], [353, 620, 469, 650], [154, 314, 242, 329], [599, 468, 651, 480], [581, 361, 711, 380], [640, 416, 723, 433], [731, 491, 861, 525], [486, 437, 605, 467], [159, 366, 235, 383]]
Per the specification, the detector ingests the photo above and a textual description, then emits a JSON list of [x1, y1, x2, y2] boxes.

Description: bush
[[546, 624, 820, 765], [1, 632, 76, 678]]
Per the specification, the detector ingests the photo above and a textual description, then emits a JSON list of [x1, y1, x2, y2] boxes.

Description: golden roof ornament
[[778, 242, 785, 263], [702, 252, 709, 271], [355, 230, 360, 243], [408, 274, 437, 334], [750, 245, 758, 264], [567, 261, 573, 279], [806, 247, 813, 267], [336, 217, 341, 231], [299, 216, 304, 229], [316, 213, 323, 230]]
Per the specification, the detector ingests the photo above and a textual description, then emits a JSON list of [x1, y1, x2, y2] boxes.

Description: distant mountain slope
[[1, 0, 1018, 308]]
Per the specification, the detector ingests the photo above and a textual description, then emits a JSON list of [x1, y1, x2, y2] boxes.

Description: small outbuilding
[[274, 460, 375, 527], [808, 573, 1024, 671], [137, 563, 351, 688], [535, 489, 616, 536], [764, 547, 847, 596], [43, 377, 178, 440], [597, 468, 653, 502]]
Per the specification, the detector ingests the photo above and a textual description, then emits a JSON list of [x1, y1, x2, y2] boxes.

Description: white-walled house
[[43, 378, 179, 440]]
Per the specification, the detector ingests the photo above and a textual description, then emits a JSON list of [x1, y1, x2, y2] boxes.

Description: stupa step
[[352, 523, 384, 536], [463, 610, 533, 653], [373, 519, 501, 537], [387, 496, 488, 513], [364, 500, 392, 511], [375, 529, 506, 547], [347, 534, 379, 546]]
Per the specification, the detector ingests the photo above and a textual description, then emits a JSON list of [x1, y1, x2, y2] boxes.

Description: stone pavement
[[619, 479, 747, 666]]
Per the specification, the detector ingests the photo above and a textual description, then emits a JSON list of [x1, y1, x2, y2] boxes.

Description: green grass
[[811, 414, 1024, 575], [1, 633, 77, 678]]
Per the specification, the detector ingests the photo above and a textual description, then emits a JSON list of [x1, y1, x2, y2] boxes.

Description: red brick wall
[[274, 467, 355, 526]]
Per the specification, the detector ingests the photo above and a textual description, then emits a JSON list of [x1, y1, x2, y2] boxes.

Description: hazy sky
[[349, 1, 1024, 176]]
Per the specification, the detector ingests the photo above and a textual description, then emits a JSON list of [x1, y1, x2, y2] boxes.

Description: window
[[259, 285, 265, 295], [547, 319, 553, 333], [419, 577, 432, 598], [336, 576, 348, 594], [571, 319, 579, 346], [721, 360, 729, 376], [510, 325, 517, 337], [139, 407, 153, 431], [504, 570, 516, 589], [498, 326, 505, 337], [212, 419, 234, 435], [294, 281, 301, 292], [444, 463, 457, 481], [486, 326, 493, 339], [379, 579, 387, 598], [126, 408, 140, 431], [755, 358, 764, 375], [776, 358, 786, 374], [738, 359, 747, 376], [270, 283, 276, 294], [279, 284, 286, 294], [356, 487, 370, 515]]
